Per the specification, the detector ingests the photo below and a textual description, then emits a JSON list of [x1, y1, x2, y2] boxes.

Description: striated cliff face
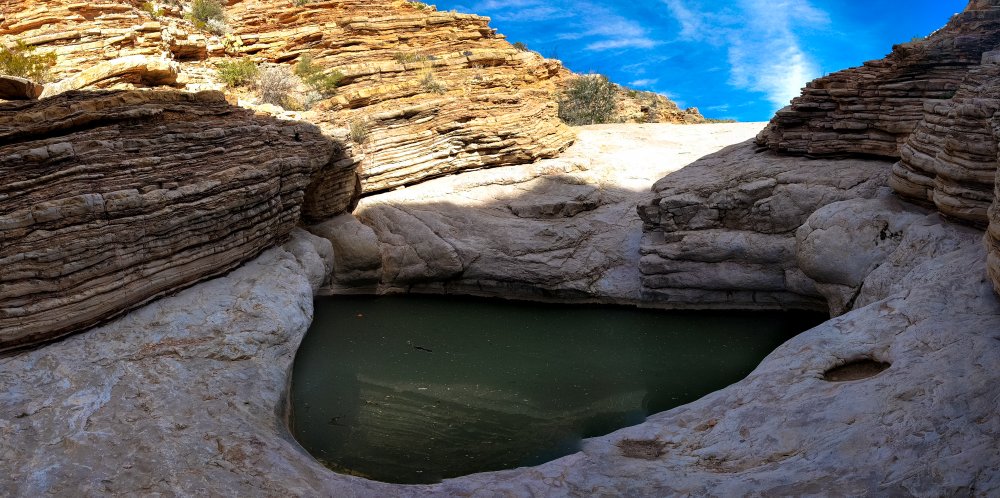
[[641, 0, 1000, 312], [0, 90, 352, 351], [890, 52, 1000, 225], [755, 0, 1000, 158], [0, 0, 576, 193]]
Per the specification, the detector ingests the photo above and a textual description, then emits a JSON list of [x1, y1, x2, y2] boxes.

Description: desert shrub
[[255, 65, 300, 108], [215, 58, 259, 87], [420, 72, 446, 94], [394, 52, 428, 64], [512, 41, 528, 52], [349, 119, 369, 144], [294, 54, 343, 96], [141, 1, 163, 18], [294, 0, 313, 5], [189, 0, 226, 34], [558, 74, 617, 126], [0, 41, 57, 82]]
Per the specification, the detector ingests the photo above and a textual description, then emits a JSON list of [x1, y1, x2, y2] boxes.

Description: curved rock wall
[[890, 52, 1000, 226], [636, 143, 893, 313], [755, 0, 1000, 159], [0, 90, 347, 351]]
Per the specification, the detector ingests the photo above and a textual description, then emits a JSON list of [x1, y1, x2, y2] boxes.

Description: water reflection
[[291, 296, 823, 484]]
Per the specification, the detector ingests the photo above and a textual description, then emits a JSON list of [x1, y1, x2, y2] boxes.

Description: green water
[[290, 295, 823, 484]]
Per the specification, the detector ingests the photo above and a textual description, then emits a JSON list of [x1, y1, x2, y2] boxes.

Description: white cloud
[[663, 0, 704, 40], [663, 0, 827, 111], [587, 38, 659, 51], [629, 78, 660, 87]]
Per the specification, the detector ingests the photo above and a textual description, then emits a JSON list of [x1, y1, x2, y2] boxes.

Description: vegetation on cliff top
[[558, 74, 617, 126], [0, 41, 57, 82]]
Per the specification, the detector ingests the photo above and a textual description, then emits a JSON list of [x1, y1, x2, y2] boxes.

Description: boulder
[[0, 75, 43, 99]]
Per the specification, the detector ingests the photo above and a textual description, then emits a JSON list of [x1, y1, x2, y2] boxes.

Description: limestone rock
[[756, 0, 1000, 158], [330, 124, 765, 303], [1, 200, 996, 498], [889, 51, 1000, 226], [2, 0, 578, 194], [38, 55, 180, 98], [307, 214, 383, 288], [0, 75, 43, 99], [0, 90, 347, 351], [637, 141, 892, 311]]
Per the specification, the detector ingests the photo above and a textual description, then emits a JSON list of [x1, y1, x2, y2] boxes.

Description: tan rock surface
[[1, 0, 578, 193], [0, 89, 350, 351], [756, 0, 1000, 158]]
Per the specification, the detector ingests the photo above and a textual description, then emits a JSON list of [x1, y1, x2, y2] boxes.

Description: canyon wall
[[0, 90, 351, 351], [644, 0, 1000, 312], [0, 0, 578, 194], [755, 1, 1000, 158]]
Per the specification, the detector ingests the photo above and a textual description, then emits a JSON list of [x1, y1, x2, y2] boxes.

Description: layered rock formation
[[756, 0, 1000, 158], [1, 0, 577, 193], [0, 90, 351, 351], [992, 169, 1000, 293]]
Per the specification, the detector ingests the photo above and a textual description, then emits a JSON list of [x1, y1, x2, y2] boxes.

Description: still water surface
[[291, 296, 823, 484]]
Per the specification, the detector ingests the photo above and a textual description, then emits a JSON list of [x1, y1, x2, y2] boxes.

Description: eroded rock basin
[[291, 296, 823, 483]]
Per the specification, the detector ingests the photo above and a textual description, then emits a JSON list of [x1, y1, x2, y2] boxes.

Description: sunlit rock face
[[1, 0, 577, 193], [0, 90, 346, 351], [755, 0, 1000, 159]]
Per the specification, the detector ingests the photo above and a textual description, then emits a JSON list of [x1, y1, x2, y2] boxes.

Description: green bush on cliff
[[215, 58, 259, 87], [189, 0, 226, 34], [558, 74, 617, 126], [0, 41, 57, 82], [294, 55, 343, 97]]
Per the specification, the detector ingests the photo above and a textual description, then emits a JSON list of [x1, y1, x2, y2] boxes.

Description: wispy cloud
[[663, 0, 828, 110], [629, 78, 660, 87]]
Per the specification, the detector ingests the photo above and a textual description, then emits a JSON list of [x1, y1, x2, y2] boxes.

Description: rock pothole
[[823, 358, 890, 382], [617, 438, 667, 460]]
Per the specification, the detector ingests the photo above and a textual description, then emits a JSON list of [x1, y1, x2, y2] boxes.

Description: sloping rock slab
[[0, 75, 43, 100]]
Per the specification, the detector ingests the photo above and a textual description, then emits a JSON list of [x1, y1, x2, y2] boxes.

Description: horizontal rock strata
[[890, 51, 1000, 226], [756, 0, 1000, 158], [1, 0, 576, 193], [637, 142, 893, 313], [0, 89, 349, 351]]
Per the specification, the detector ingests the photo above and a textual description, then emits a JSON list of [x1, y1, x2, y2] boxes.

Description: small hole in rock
[[617, 438, 667, 460], [823, 358, 890, 382]]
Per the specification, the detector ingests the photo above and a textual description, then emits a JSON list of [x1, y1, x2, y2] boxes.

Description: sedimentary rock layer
[[991, 177, 1000, 294], [756, 0, 1000, 158], [890, 52, 1000, 226], [0, 90, 343, 351], [1, 0, 577, 193]]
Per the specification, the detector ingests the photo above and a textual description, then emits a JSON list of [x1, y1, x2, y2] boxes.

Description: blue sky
[[434, 0, 968, 121]]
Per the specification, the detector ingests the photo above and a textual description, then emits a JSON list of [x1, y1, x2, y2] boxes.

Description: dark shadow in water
[[291, 294, 824, 484]]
